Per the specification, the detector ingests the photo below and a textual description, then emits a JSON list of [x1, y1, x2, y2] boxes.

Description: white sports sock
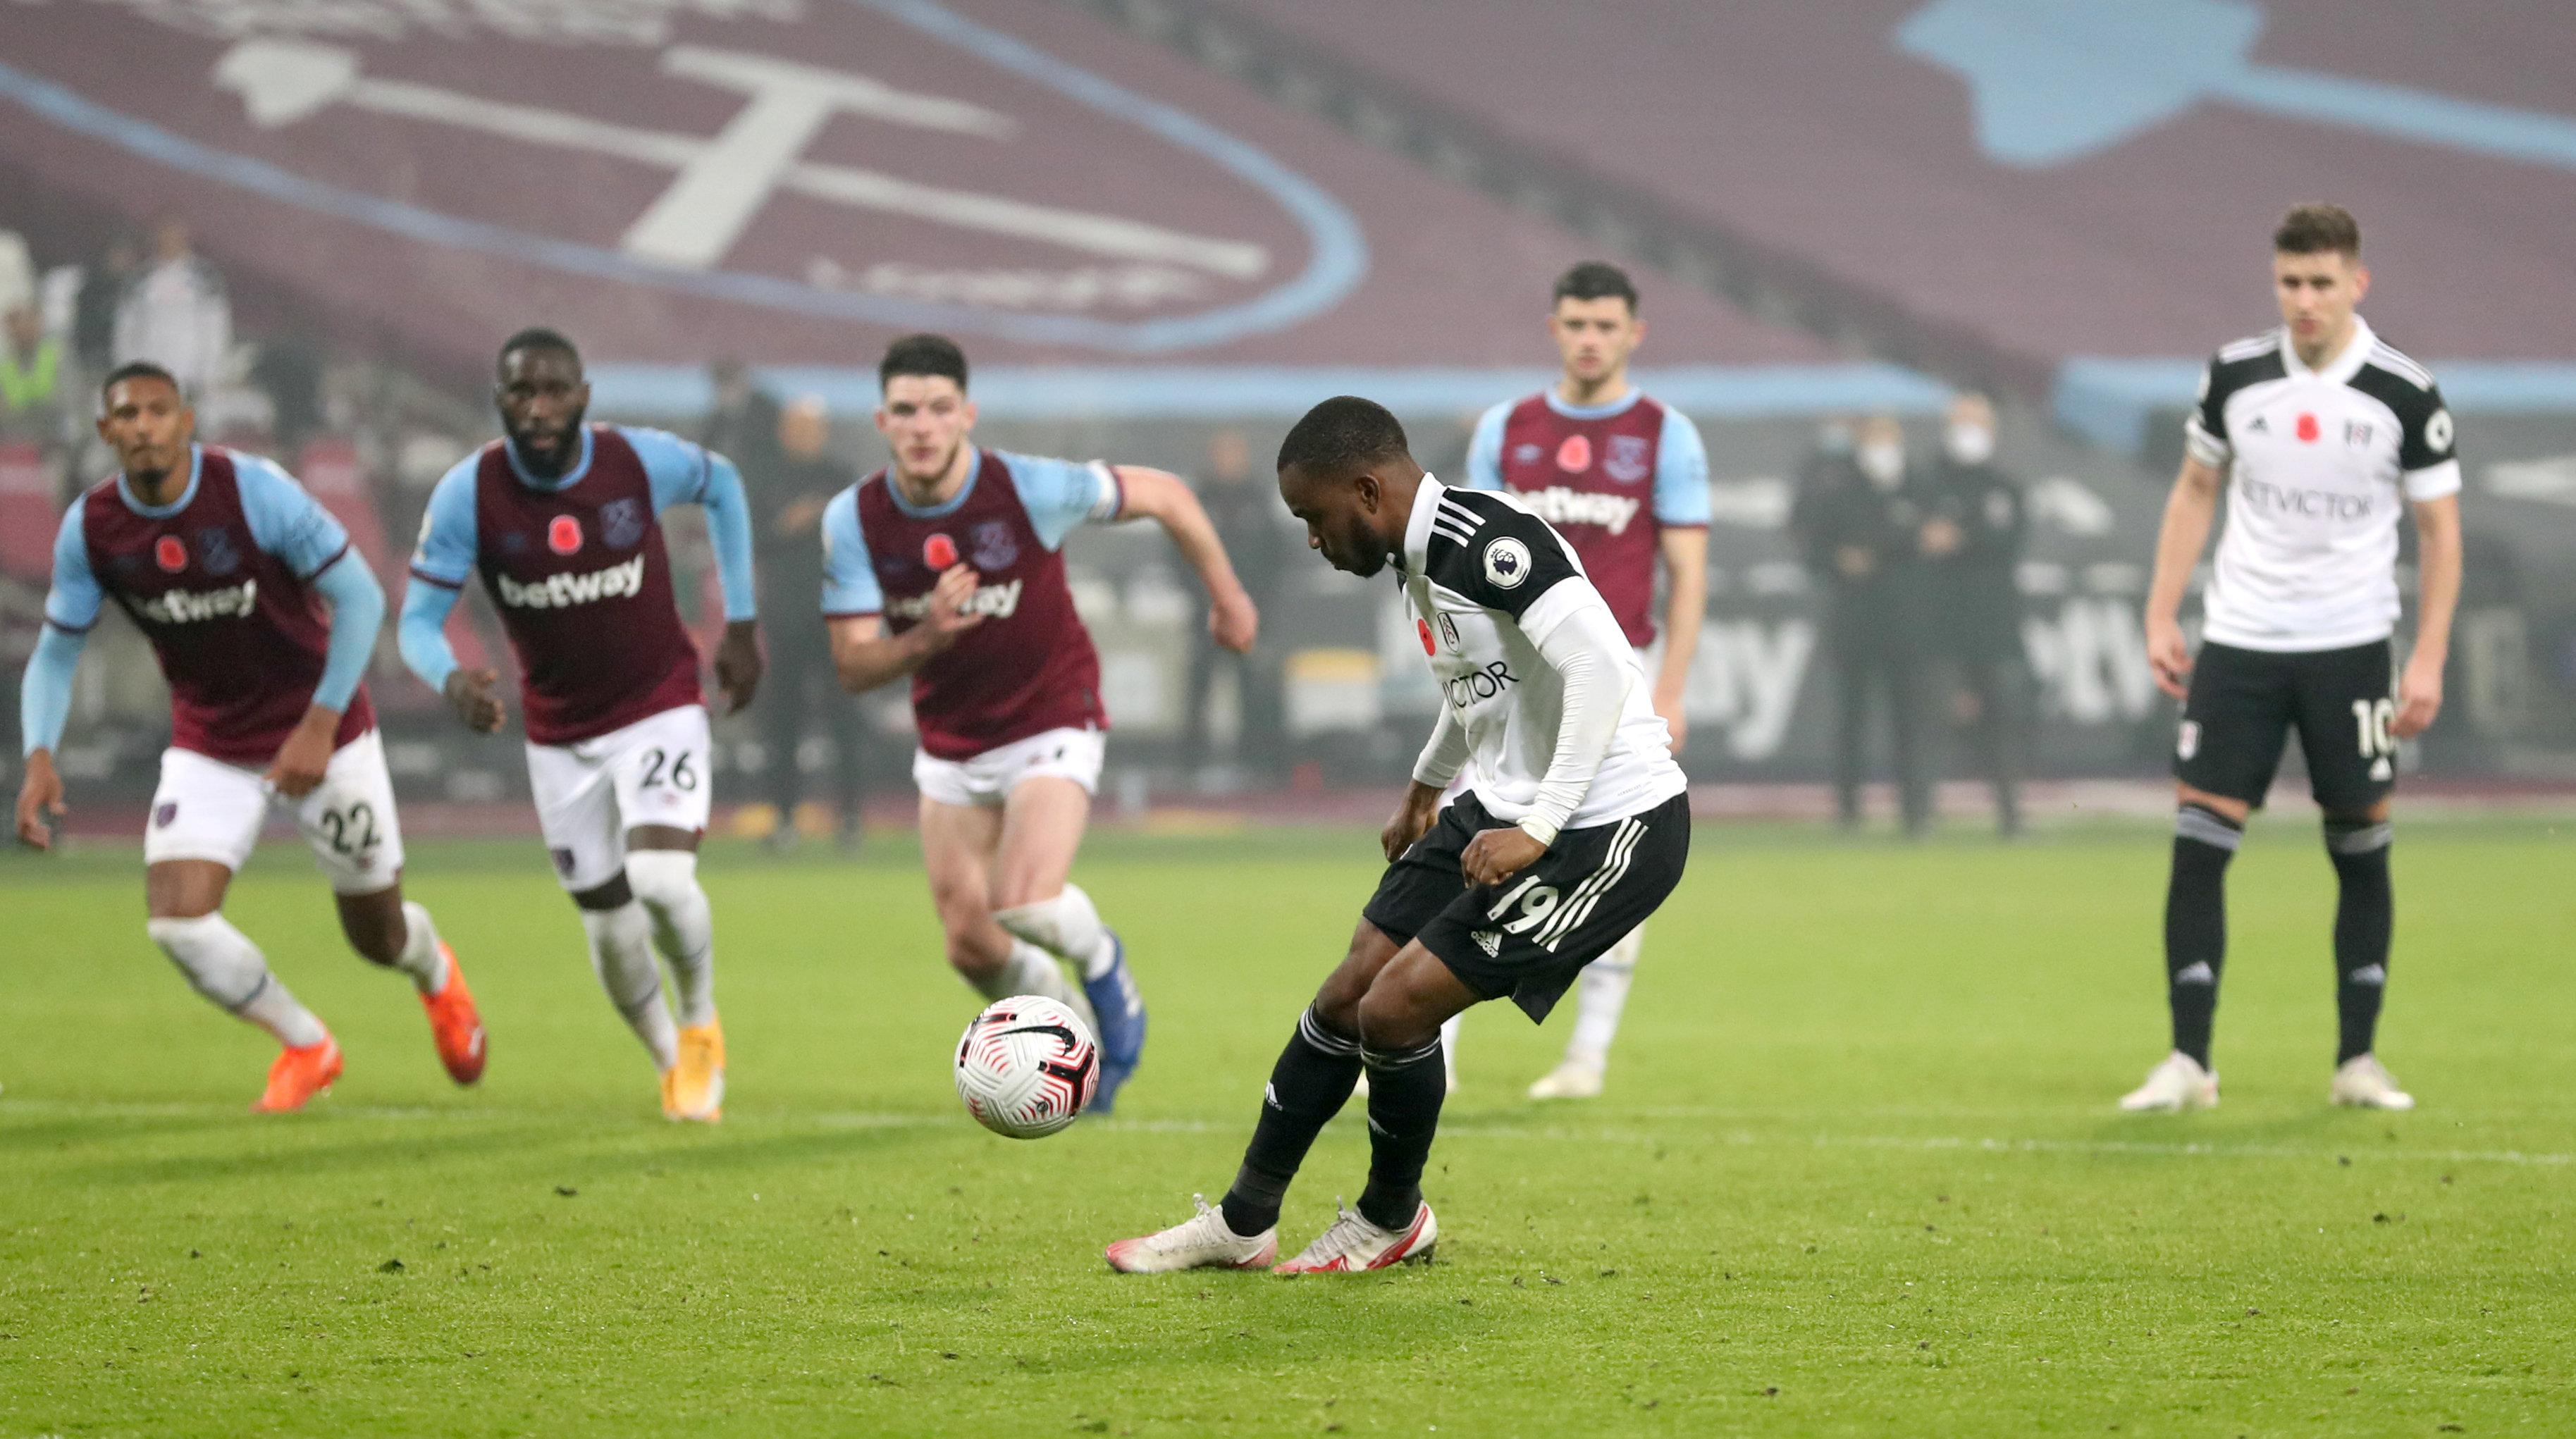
[[625, 851, 717, 1028], [994, 884, 1120, 980], [581, 901, 678, 1070], [1438, 1013, 1462, 1085], [394, 901, 451, 996], [1565, 924, 1645, 1066], [148, 913, 328, 1049], [969, 939, 1099, 1034]]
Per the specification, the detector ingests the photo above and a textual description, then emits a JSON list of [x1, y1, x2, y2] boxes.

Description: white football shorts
[[524, 703, 713, 892], [144, 729, 407, 894], [912, 725, 1106, 809]]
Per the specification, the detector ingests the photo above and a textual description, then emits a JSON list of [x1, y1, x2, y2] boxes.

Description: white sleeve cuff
[[2401, 458, 2462, 502]]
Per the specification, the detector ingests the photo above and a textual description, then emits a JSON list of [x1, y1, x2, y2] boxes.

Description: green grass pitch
[[1, 817, 2570, 1436]]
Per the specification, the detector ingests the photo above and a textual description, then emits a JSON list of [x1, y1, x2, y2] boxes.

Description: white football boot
[[1272, 1199, 1437, 1273], [1527, 1056, 1605, 1099], [2330, 1054, 2416, 1111], [2118, 1051, 2220, 1112], [1104, 1195, 1276, 1274]]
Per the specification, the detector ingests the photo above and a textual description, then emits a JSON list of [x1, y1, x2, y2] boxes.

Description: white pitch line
[[5, 1099, 2566, 1167]]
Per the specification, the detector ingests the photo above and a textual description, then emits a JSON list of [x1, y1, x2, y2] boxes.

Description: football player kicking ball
[[16, 364, 485, 1111], [400, 328, 762, 1122], [1107, 397, 1690, 1274], [822, 335, 1258, 1113], [2122, 204, 2461, 1113]]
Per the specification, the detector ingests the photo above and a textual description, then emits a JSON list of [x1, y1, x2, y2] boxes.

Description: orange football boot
[[664, 1019, 725, 1122], [253, 1037, 343, 1113], [420, 941, 488, 1085]]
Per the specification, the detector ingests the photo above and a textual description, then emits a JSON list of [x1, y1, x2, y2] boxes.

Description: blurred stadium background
[[6, 0, 2575, 835]]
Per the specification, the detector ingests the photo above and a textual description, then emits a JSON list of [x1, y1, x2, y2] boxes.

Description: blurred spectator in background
[[754, 395, 865, 849], [1917, 393, 2030, 836], [73, 233, 139, 378], [1794, 413, 1935, 835], [1178, 428, 1286, 782], [0, 304, 67, 445], [251, 334, 327, 459], [113, 216, 230, 400], [702, 357, 785, 489], [0, 230, 34, 319]]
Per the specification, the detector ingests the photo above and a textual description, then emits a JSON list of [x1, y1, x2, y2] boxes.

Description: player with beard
[[1107, 397, 1689, 1274], [820, 335, 1257, 1113], [399, 328, 762, 1122], [17, 363, 486, 1111]]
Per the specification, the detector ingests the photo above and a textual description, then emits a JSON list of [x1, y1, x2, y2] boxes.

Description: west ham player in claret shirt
[[16, 364, 487, 1112], [2121, 205, 2462, 1114], [820, 335, 1258, 1113], [1459, 261, 1710, 1100], [400, 329, 763, 1123]]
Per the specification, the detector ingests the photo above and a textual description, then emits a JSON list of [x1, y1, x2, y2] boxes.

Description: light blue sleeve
[[1463, 401, 1511, 490], [233, 452, 355, 580], [624, 425, 756, 622], [396, 578, 462, 697], [1653, 408, 1712, 526], [307, 551, 382, 713], [397, 461, 479, 695], [40, 504, 101, 633], [408, 459, 481, 588], [996, 450, 1121, 552], [818, 487, 882, 616], [20, 625, 83, 755]]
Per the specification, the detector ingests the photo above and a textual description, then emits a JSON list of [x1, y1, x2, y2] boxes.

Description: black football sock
[[1355, 1035, 1447, 1232], [2324, 817, 2394, 1066], [1221, 1006, 1362, 1237], [2164, 804, 2243, 1068]]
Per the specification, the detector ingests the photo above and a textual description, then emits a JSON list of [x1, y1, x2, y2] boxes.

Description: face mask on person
[[1945, 421, 1995, 465], [1858, 439, 1905, 490]]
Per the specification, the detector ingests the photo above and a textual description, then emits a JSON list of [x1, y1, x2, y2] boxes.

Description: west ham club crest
[[599, 497, 646, 549]]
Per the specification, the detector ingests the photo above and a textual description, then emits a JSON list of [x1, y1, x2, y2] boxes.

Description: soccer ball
[[953, 996, 1099, 1139]]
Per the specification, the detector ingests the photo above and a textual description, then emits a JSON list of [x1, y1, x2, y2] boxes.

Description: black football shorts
[[2175, 639, 2397, 813], [1362, 791, 1691, 1023]]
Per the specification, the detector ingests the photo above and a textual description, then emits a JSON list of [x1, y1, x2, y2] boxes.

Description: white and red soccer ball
[[953, 996, 1099, 1138]]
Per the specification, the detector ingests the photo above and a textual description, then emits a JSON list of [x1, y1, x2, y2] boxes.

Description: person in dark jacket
[[1917, 393, 2030, 835], [748, 393, 865, 848], [1178, 429, 1288, 780], [1794, 414, 1937, 834]]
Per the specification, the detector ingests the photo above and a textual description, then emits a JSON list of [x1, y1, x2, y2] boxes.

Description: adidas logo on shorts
[[1472, 930, 1503, 957]]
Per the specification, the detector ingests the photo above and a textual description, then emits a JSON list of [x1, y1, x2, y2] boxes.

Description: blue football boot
[[1082, 930, 1147, 1115]]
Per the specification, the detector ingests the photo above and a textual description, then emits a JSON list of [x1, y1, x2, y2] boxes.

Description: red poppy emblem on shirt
[[152, 535, 187, 572], [547, 515, 583, 555], [1555, 433, 1593, 472], [1417, 618, 1436, 655], [924, 533, 959, 570], [2295, 412, 2321, 443]]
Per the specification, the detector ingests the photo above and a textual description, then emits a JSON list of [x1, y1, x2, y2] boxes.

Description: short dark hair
[[1552, 260, 1638, 313], [1276, 395, 1410, 478], [2274, 204, 2360, 258], [880, 333, 969, 393], [99, 360, 180, 406], [498, 326, 581, 375]]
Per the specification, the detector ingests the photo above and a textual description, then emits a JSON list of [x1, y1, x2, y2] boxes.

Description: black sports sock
[[2325, 817, 2394, 1066], [1221, 1006, 1362, 1237], [1355, 1035, 1446, 1232], [2164, 804, 2243, 1068]]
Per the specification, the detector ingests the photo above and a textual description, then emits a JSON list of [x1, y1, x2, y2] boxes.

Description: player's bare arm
[[2143, 455, 2225, 698], [264, 704, 345, 798], [15, 748, 65, 849], [827, 563, 984, 693], [1654, 526, 1707, 754], [1380, 781, 1443, 861], [1111, 467, 1257, 653], [2396, 493, 2460, 738]]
